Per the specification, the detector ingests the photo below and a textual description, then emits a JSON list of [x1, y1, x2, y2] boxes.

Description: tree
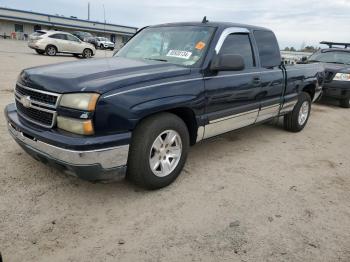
[[284, 47, 290, 51], [302, 46, 317, 52], [290, 47, 296, 52]]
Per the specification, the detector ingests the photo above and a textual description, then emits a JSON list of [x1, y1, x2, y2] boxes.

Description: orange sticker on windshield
[[195, 41, 206, 50]]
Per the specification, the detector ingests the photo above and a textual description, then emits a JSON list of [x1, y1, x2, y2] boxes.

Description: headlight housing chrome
[[333, 73, 350, 81], [59, 93, 100, 111]]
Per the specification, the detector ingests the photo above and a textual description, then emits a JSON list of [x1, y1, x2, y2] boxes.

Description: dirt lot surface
[[0, 39, 349, 262]]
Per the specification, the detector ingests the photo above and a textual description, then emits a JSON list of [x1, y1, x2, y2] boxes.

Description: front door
[[203, 29, 261, 139], [66, 34, 83, 53]]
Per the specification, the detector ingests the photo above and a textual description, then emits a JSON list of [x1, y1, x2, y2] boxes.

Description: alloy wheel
[[149, 130, 182, 177], [298, 101, 310, 125]]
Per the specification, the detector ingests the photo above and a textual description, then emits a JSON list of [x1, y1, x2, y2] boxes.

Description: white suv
[[96, 37, 115, 50], [28, 31, 96, 58]]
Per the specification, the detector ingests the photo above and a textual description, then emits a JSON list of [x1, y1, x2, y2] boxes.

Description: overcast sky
[[1, 0, 350, 48]]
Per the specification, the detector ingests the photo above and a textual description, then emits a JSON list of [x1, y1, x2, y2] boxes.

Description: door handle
[[252, 77, 261, 86]]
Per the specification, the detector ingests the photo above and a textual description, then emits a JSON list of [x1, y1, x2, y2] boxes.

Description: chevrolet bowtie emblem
[[20, 96, 32, 108]]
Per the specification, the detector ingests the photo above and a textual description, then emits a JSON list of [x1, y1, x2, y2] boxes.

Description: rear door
[[253, 30, 284, 122], [49, 33, 69, 52], [203, 28, 261, 139]]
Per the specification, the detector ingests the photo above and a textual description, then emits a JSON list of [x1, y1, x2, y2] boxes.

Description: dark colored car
[[5, 21, 325, 189], [85, 36, 98, 49], [71, 31, 93, 42], [307, 41, 350, 108]]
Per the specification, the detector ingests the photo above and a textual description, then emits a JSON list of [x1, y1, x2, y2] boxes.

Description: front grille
[[16, 83, 58, 106], [16, 100, 54, 126], [14, 83, 60, 128]]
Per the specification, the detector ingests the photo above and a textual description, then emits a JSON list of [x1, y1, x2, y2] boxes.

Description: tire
[[100, 44, 104, 49], [45, 45, 57, 56], [284, 92, 311, 132], [340, 98, 350, 108], [73, 54, 80, 58], [35, 49, 45, 55], [82, 48, 92, 58], [127, 113, 190, 189]]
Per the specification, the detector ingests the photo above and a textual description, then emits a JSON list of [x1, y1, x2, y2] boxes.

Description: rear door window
[[254, 30, 281, 68], [219, 33, 255, 68], [50, 34, 67, 40], [67, 35, 80, 42]]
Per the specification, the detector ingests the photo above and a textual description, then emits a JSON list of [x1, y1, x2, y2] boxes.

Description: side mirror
[[211, 54, 245, 71]]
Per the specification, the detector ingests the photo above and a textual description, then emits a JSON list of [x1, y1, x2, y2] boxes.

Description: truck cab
[[5, 21, 325, 189]]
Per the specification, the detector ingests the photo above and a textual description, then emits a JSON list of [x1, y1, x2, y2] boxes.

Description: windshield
[[309, 51, 350, 65], [115, 26, 215, 67], [98, 37, 108, 41]]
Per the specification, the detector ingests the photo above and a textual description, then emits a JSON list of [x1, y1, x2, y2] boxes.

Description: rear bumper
[[28, 41, 45, 51], [5, 104, 130, 181]]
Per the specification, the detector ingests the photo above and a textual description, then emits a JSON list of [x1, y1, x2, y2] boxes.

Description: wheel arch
[[45, 44, 58, 52], [133, 107, 199, 146], [301, 82, 316, 101], [166, 107, 198, 146]]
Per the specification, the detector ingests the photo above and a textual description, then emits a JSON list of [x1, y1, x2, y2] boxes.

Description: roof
[[149, 21, 271, 31], [0, 7, 138, 35], [321, 48, 350, 53]]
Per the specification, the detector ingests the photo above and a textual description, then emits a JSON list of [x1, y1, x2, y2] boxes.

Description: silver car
[[28, 30, 96, 58]]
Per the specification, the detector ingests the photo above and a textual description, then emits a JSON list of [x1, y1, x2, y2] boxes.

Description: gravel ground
[[0, 39, 349, 262]]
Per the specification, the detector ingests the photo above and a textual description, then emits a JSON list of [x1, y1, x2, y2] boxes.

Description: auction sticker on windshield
[[166, 50, 192, 59]]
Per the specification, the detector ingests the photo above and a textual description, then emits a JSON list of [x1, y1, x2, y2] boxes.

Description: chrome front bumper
[[8, 122, 129, 180]]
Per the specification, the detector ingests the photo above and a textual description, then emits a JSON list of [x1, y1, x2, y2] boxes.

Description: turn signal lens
[[57, 116, 94, 135]]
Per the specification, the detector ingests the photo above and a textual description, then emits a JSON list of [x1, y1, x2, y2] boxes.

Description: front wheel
[[284, 92, 311, 132], [127, 113, 190, 189], [340, 98, 350, 108], [82, 49, 92, 58]]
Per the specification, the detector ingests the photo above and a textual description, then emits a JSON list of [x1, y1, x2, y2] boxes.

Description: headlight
[[333, 73, 350, 81], [59, 93, 100, 111], [57, 116, 94, 135]]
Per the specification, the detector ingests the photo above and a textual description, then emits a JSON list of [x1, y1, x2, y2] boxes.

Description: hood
[[321, 62, 350, 82], [20, 57, 191, 94]]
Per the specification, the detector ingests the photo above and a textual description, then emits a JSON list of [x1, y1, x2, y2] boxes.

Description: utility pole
[[88, 2, 90, 20]]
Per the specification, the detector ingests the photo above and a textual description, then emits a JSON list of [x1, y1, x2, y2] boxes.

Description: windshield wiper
[[307, 60, 320, 63], [144, 58, 168, 62]]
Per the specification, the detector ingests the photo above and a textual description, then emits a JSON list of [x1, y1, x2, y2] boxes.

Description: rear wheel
[[82, 49, 92, 58], [340, 98, 350, 108], [284, 92, 311, 132], [45, 45, 57, 56], [127, 113, 190, 189], [35, 49, 45, 55]]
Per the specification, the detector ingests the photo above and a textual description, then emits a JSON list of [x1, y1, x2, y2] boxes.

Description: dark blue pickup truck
[[5, 22, 324, 189]]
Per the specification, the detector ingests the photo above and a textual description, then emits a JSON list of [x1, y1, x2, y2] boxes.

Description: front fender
[[130, 95, 198, 115]]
